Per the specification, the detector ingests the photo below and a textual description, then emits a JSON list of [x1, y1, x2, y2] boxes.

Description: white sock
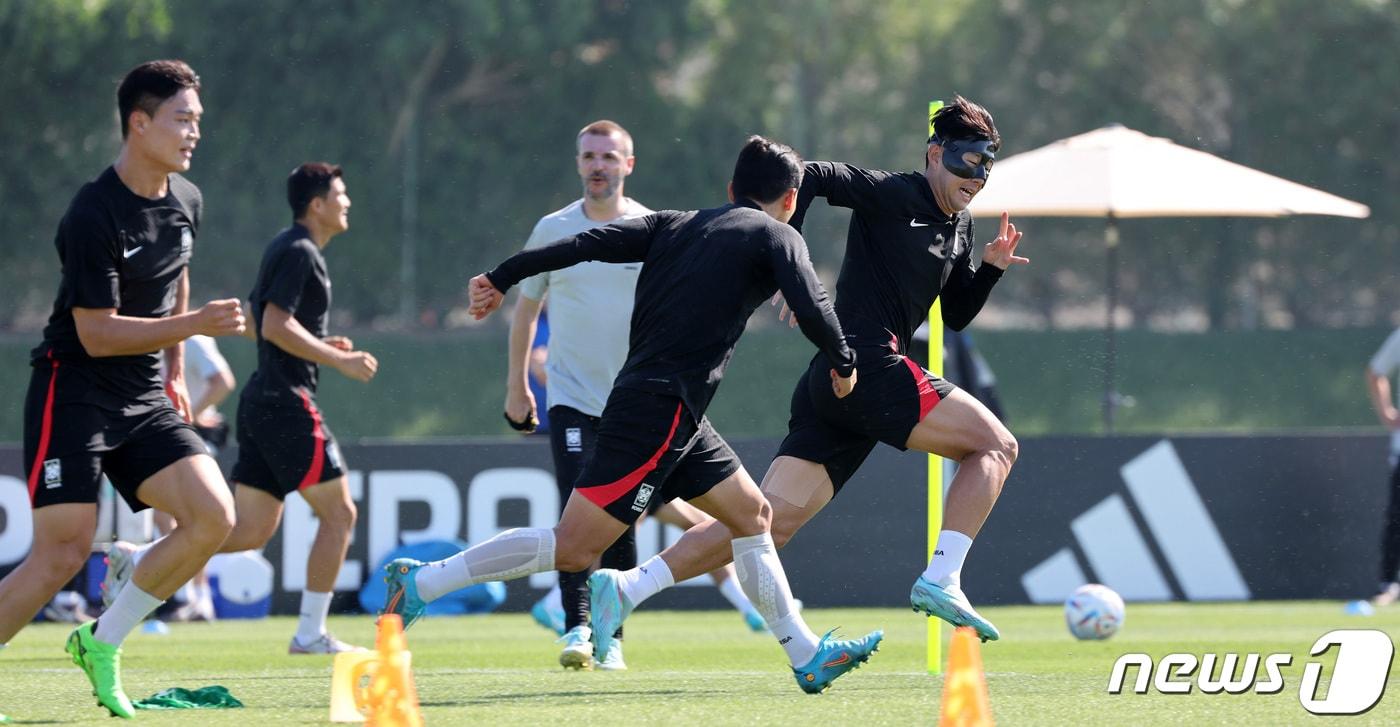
[[731, 533, 818, 667], [414, 527, 555, 603], [543, 583, 562, 612], [295, 590, 333, 644], [716, 575, 755, 614], [922, 530, 974, 587], [95, 585, 163, 646], [617, 555, 674, 607]]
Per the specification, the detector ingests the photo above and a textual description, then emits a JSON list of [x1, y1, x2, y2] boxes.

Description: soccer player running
[[590, 96, 1026, 643], [0, 60, 245, 719], [223, 163, 377, 652], [507, 120, 766, 670], [384, 136, 883, 693]]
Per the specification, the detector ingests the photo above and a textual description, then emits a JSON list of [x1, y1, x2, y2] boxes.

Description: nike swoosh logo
[[822, 652, 851, 668], [123, 246, 144, 259], [909, 220, 930, 228]]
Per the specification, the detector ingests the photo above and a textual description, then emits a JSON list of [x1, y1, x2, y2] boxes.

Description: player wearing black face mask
[[586, 95, 1031, 647]]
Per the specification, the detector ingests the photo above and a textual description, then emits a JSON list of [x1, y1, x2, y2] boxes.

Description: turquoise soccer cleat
[[742, 607, 767, 632], [792, 629, 883, 694], [587, 569, 635, 661], [380, 558, 428, 630], [595, 638, 627, 671], [531, 597, 567, 636], [910, 576, 1000, 642]]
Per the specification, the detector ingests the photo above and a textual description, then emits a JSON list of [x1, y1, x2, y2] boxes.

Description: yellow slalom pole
[[926, 100, 945, 675]]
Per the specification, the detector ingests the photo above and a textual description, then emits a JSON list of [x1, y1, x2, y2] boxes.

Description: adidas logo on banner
[[1021, 440, 1251, 603]]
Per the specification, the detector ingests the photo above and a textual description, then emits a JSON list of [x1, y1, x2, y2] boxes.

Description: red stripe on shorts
[[297, 389, 327, 489], [578, 403, 683, 509], [903, 355, 941, 422], [26, 352, 59, 503]]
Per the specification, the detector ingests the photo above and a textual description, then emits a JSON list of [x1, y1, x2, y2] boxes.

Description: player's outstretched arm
[[262, 303, 378, 383], [485, 215, 659, 300]]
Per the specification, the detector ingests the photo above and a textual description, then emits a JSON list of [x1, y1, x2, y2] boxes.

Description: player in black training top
[[592, 96, 1028, 644], [382, 136, 883, 695], [220, 163, 378, 655], [0, 60, 246, 720]]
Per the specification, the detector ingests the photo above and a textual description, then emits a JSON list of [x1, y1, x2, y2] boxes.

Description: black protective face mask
[[932, 137, 998, 181]]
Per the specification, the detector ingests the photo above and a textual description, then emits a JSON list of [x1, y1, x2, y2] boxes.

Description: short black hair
[[287, 162, 343, 219], [731, 135, 803, 205], [117, 60, 200, 139], [929, 94, 1000, 147]]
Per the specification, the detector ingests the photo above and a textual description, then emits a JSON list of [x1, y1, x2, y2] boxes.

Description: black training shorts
[[23, 358, 207, 512], [777, 345, 954, 493], [231, 388, 346, 500], [573, 389, 740, 525]]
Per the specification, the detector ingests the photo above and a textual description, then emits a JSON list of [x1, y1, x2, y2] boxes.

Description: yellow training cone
[[938, 627, 994, 727], [329, 650, 379, 723]]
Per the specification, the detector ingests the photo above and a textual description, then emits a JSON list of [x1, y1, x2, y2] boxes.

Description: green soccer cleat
[[557, 625, 593, 671], [587, 569, 635, 662], [792, 629, 883, 694], [380, 558, 427, 630], [910, 576, 1000, 642], [65, 621, 135, 719]]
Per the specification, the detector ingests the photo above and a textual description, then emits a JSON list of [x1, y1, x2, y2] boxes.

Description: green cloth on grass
[[134, 686, 243, 710]]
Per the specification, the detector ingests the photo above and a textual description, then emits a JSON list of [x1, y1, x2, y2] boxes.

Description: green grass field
[[1, 602, 1397, 725]]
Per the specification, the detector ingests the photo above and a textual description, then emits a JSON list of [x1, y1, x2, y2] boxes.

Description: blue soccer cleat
[[910, 576, 1000, 642], [743, 607, 767, 632], [587, 569, 635, 661], [792, 629, 883, 694], [380, 558, 427, 630], [531, 596, 567, 636]]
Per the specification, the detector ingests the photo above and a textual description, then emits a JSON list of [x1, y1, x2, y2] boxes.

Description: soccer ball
[[1064, 584, 1125, 640]]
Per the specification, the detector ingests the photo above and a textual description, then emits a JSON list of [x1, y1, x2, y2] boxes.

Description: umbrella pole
[[1103, 216, 1119, 434]]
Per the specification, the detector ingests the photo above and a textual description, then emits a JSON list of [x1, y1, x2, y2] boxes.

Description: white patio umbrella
[[966, 124, 1370, 432]]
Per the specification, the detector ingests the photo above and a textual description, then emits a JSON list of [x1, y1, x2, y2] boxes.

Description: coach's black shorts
[[574, 389, 740, 526], [23, 359, 207, 512], [549, 404, 665, 517], [231, 388, 346, 500], [777, 345, 955, 494]]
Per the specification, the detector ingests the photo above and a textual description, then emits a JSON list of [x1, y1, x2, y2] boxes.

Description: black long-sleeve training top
[[486, 200, 856, 418], [791, 161, 1003, 354]]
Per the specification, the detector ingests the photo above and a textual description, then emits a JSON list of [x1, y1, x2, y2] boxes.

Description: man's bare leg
[[292, 476, 358, 650], [0, 503, 97, 642], [100, 455, 234, 644], [614, 456, 832, 615], [904, 388, 1016, 641]]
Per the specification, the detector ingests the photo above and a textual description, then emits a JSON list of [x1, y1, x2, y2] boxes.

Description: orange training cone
[[938, 626, 993, 727], [364, 614, 424, 727]]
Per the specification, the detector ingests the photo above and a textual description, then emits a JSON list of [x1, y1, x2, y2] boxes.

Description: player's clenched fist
[[335, 350, 378, 383], [468, 274, 504, 320], [195, 298, 246, 337]]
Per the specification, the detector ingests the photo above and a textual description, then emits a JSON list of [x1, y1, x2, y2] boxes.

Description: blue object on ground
[[1344, 599, 1375, 616], [358, 540, 506, 616]]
